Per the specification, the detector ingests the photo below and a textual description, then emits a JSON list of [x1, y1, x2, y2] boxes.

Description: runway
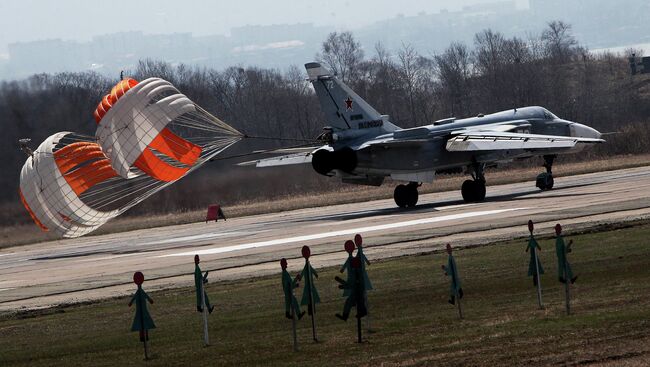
[[2, 166, 650, 312]]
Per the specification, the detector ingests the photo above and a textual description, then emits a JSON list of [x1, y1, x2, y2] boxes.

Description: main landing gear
[[461, 161, 486, 203], [536, 155, 556, 191], [394, 182, 419, 208]]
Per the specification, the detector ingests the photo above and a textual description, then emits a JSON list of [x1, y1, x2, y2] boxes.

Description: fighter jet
[[246, 62, 604, 207]]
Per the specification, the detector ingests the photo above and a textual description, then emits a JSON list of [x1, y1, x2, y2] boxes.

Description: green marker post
[[281, 258, 304, 351], [354, 234, 373, 332], [129, 271, 155, 360], [555, 224, 577, 315], [441, 244, 464, 319], [194, 255, 214, 346], [300, 246, 320, 342], [335, 257, 367, 343], [527, 220, 544, 309]]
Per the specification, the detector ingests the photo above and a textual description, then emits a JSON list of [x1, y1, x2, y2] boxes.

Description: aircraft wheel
[[394, 184, 408, 208], [461, 180, 476, 202], [536, 173, 554, 191], [405, 184, 419, 207], [461, 180, 486, 202]]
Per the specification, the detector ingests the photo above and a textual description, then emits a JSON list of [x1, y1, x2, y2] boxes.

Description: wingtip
[[236, 160, 259, 167]]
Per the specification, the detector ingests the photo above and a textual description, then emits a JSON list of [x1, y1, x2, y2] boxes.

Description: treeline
[[2, 21, 650, 224]]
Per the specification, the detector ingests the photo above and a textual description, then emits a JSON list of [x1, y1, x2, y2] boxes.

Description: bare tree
[[395, 43, 436, 126], [373, 42, 392, 68], [541, 21, 577, 64], [473, 29, 506, 110], [434, 42, 472, 116], [501, 37, 533, 107], [316, 31, 364, 83]]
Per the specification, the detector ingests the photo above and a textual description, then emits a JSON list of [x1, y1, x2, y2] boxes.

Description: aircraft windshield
[[543, 108, 558, 120]]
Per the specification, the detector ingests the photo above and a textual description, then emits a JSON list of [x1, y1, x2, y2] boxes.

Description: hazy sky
[[0, 0, 528, 54]]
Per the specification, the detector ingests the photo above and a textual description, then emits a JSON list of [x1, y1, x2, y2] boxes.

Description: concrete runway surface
[[2, 166, 650, 312]]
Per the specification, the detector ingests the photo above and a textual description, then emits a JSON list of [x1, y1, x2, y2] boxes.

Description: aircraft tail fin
[[305, 62, 398, 133]]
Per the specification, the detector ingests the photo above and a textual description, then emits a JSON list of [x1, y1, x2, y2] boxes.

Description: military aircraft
[[246, 62, 604, 208]]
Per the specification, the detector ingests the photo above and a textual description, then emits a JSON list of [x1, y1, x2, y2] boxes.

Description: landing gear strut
[[461, 160, 486, 203], [394, 182, 419, 208], [536, 155, 555, 191]]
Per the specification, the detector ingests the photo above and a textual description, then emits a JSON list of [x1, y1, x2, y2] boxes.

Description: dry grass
[[2, 223, 650, 366], [2, 153, 650, 249]]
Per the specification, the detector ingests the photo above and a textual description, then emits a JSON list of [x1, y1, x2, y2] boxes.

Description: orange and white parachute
[[19, 78, 243, 238], [94, 77, 241, 181]]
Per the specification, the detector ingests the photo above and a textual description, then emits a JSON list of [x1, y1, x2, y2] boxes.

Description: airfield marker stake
[[143, 336, 149, 361], [129, 272, 155, 361], [555, 225, 574, 316], [291, 304, 298, 352], [308, 263, 318, 342], [301, 246, 319, 342], [564, 260, 571, 315], [139, 300, 149, 361], [139, 297, 149, 360], [201, 280, 210, 346], [443, 244, 464, 319], [281, 258, 302, 352], [450, 249, 463, 319], [357, 315, 362, 343], [366, 296, 372, 332], [534, 246, 544, 309], [354, 234, 374, 333]]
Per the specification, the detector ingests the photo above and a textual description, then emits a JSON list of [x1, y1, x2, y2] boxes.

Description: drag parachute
[[19, 78, 243, 238], [19, 133, 121, 237], [94, 77, 240, 181]]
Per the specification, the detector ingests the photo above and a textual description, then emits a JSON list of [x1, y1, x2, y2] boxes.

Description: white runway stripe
[[158, 208, 526, 257], [139, 231, 248, 246]]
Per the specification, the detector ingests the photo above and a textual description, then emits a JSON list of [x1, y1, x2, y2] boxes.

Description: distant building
[[1, 1, 650, 81], [1, 24, 330, 80]]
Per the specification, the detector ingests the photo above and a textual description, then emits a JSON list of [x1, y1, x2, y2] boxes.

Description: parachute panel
[[19, 189, 49, 232], [148, 128, 202, 166], [110, 78, 138, 101], [96, 78, 196, 179], [63, 160, 119, 195], [54, 142, 109, 173], [133, 148, 190, 182], [54, 142, 119, 195]]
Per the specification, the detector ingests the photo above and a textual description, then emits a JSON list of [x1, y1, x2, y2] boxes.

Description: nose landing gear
[[536, 155, 556, 191]]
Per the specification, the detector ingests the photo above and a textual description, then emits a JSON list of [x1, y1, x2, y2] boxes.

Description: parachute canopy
[[19, 77, 243, 238]]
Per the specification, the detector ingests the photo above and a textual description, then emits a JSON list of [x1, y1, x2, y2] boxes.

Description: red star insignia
[[344, 97, 353, 111]]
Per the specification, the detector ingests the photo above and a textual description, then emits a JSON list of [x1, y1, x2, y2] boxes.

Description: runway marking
[[436, 203, 475, 210], [75, 253, 140, 263], [159, 208, 526, 257], [310, 204, 478, 227], [310, 214, 401, 227], [0, 281, 19, 292], [138, 231, 249, 246]]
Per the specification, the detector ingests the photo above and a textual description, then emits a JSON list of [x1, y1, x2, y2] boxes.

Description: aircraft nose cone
[[570, 123, 601, 139]]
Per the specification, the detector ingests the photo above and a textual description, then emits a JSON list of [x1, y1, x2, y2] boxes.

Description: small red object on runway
[[205, 204, 227, 222]]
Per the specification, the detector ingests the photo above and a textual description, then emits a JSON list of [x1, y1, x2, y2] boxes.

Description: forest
[[2, 21, 650, 226]]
